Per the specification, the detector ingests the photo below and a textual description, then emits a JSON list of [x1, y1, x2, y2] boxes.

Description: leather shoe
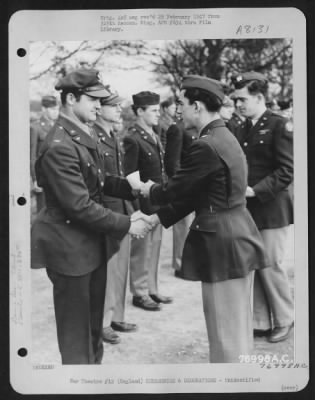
[[132, 295, 161, 311], [268, 324, 294, 343], [150, 293, 173, 304], [111, 321, 138, 332], [253, 329, 271, 338], [102, 327, 121, 344]]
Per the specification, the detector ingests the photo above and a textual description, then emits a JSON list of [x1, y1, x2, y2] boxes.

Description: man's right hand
[[128, 217, 151, 239]]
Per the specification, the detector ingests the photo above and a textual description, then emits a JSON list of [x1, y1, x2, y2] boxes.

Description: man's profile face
[[72, 94, 101, 123], [44, 105, 59, 121], [234, 87, 260, 119], [165, 103, 176, 118], [139, 105, 160, 127], [219, 103, 234, 121], [177, 90, 196, 130], [99, 103, 122, 124]]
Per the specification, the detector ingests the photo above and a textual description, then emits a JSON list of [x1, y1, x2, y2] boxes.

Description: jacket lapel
[[59, 115, 97, 150], [135, 124, 157, 146], [94, 121, 116, 149], [251, 109, 271, 135]]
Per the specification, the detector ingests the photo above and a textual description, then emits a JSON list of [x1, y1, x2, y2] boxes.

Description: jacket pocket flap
[[190, 214, 217, 232]]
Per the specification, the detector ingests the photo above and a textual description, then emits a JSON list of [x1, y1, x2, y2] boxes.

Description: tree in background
[[151, 39, 292, 102], [30, 39, 292, 103]]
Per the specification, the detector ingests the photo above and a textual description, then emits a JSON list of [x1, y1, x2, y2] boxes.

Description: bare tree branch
[[30, 41, 90, 80]]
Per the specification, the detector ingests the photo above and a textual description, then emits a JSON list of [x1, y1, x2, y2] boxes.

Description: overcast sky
[[29, 41, 172, 103]]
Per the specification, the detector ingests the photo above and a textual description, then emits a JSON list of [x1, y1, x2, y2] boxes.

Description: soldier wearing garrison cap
[[30, 95, 59, 212], [123, 91, 173, 311], [140, 75, 269, 363], [233, 71, 294, 344], [93, 88, 138, 344], [31, 69, 152, 364]]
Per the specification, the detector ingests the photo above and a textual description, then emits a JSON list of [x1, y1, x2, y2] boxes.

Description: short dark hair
[[234, 79, 269, 97], [160, 97, 175, 110], [60, 90, 83, 106], [183, 88, 222, 112], [132, 104, 148, 116]]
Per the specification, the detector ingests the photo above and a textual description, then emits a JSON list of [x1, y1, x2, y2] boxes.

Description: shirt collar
[[59, 111, 92, 136]]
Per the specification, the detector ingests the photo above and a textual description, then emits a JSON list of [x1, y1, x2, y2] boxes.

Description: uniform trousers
[[129, 223, 162, 297], [46, 264, 107, 365], [103, 234, 130, 327], [172, 213, 194, 271], [253, 226, 294, 330], [202, 271, 254, 363]]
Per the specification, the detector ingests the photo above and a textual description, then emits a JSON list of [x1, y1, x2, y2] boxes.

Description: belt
[[196, 204, 246, 215]]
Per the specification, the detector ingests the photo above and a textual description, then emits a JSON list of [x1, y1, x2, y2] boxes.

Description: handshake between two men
[[127, 172, 159, 239]]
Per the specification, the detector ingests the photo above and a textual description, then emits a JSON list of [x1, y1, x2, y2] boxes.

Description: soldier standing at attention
[[123, 91, 173, 311], [30, 95, 59, 212], [93, 88, 137, 345], [164, 115, 197, 276], [31, 69, 151, 364], [233, 71, 294, 343], [157, 97, 177, 149], [140, 75, 269, 362]]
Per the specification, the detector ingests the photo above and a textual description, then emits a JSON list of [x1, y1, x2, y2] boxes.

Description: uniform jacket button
[[66, 220, 71, 224], [260, 140, 263, 144], [244, 142, 248, 146], [196, 225, 199, 229]]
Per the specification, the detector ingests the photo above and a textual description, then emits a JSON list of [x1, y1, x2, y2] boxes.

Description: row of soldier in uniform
[[31, 69, 294, 364]]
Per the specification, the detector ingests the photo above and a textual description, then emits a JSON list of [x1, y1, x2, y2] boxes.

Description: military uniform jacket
[[226, 112, 244, 136], [150, 119, 269, 283], [123, 123, 167, 215], [30, 115, 55, 181], [93, 121, 129, 215], [234, 109, 293, 229], [31, 114, 133, 276], [164, 120, 198, 177]]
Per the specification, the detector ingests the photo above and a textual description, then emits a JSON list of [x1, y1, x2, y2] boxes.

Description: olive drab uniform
[[164, 119, 197, 271], [234, 109, 294, 331], [151, 119, 270, 362], [93, 120, 131, 329], [30, 115, 55, 211], [123, 124, 167, 298], [226, 112, 244, 136], [31, 113, 134, 364]]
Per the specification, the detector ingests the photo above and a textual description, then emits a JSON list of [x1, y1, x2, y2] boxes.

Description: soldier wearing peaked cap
[[233, 72, 294, 343], [93, 89, 138, 345], [31, 69, 151, 364], [30, 95, 59, 212], [123, 91, 173, 311], [140, 75, 269, 363]]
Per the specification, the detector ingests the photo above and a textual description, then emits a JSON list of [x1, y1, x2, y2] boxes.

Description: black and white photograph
[[9, 8, 308, 394]]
